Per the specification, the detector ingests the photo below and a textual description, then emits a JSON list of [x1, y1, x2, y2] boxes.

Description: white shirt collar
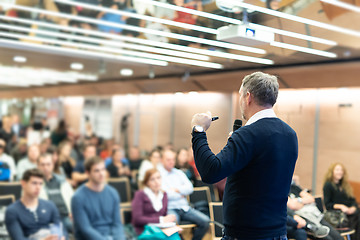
[[245, 108, 277, 126], [143, 187, 164, 212]]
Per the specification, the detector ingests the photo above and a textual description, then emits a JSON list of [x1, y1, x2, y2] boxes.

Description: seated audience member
[[11, 113, 26, 139], [286, 212, 308, 240], [38, 153, 74, 238], [5, 168, 64, 240], [0, 138, 16, 181], [58, 141, 76, 183], [323, 163, 360, 240], [51, 120, 68, 147], [105, 145, 129, 167], [106, 148, 131, 178], [46, 146, 62, 176], [172, 0, 202, 25], [10, 138, 28, 165], [176, 147, 196, 184], [187, 146, 199, 177], [71, 156, 125, 240], [128, 146, 143, 171], [138, 149, 162, 182], [100, 139, 114, 160], [288, 176, 342, 240], [159, 149, 209, 240], [0, 115, 15, 154], [40, 139, 51, 155], [71, 144, 97, 186], [287, 207, 332, 239], [89, 134, 101, 155], [97, 0, 127, 34], [17, 144, 41, 180], [132, 168, 176, 235]]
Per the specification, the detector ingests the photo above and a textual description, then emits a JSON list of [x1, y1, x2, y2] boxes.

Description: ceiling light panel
[[0, 16, 273, 65], [0, 2, 266, 54]]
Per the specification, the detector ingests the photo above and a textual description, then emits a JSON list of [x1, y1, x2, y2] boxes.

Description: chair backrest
[[108, 177, 132, 203], [194, 179, 220, 202], [209, 202, 223, 238], [0, 195, 15, 207], [0, 182, 22, 200], [188, 186, 211, 204], [314, 196, 324, 213], [120, 205, 132, 225]]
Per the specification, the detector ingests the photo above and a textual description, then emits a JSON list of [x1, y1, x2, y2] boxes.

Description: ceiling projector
[[217, 24, 275, 46]]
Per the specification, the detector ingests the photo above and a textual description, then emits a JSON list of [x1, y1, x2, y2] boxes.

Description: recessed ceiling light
[[120, 68, 133, 76], [71, 62, 83, 70], [13, 56, 27, 63]]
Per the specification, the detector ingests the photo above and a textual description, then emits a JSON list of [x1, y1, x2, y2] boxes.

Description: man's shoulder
[[53, 173, 66, 182], [73, 185, 87, 198], [249, 118, 296, 135], [6, 200, 22, 213], [104, 184, 119, 196], [1, 153, 14, 161], [17, 158, 29, 166]]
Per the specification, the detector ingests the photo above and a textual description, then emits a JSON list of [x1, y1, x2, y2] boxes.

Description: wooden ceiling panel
[[134, 77, 203, 93]]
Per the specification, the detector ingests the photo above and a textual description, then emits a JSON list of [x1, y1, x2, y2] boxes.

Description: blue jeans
[[168, 208, 210, 240], [287, 225, 307, 240], [221, 234, 288, 240]]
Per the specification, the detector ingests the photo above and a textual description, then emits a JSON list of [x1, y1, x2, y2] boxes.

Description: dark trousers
[[321, 219, 343, 240], [348, 211, 360, 240], [222, 234, 288, 240]]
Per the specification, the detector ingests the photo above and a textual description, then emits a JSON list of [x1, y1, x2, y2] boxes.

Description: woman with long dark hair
[[51, 120, 67, 146]]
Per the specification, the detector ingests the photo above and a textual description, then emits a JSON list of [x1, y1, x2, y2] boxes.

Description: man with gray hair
[[191, 72, 298, 240]]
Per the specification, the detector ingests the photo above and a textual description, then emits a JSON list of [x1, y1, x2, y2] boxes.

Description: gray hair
[[241, 72, 279, 106]]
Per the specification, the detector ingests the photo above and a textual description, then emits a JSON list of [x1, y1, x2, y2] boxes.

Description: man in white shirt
[[158, 149, 209, 240], [17, 144, 40, 180]]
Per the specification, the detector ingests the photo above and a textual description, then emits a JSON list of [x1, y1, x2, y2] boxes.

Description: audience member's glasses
[[0, 145, 5, 148]]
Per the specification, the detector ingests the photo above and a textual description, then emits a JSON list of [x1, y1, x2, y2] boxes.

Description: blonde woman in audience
[[58, 141, 76, 185], [323, 162, 360, 240], [132, 168, 176, 235], [138, 149, 162, 182]]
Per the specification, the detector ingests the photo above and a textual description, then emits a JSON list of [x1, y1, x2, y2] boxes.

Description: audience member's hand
[[170, 188, 180, 194], [124, 166, 131, 176], [287, 197, 303, 211], [41, 235, 59, 240], [347, 206, 357, 215], [163, 214, 177, 223], [293, 215, 306, 229], [191, 112, 212, 131], [292, 175, 300, 186], [334, 204, 349, 213], [299, 191, 315, 204]]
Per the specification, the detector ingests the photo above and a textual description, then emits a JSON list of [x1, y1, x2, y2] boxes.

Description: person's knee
[[197, 215, 210, 229]]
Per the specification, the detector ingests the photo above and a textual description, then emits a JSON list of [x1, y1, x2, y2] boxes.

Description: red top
[[173, 6, 196, 25]]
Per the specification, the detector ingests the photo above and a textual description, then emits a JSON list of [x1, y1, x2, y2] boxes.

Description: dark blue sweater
[[5, 199, 60, 240], [192, 118, 298, 239], [71, 184, 125, 240]]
